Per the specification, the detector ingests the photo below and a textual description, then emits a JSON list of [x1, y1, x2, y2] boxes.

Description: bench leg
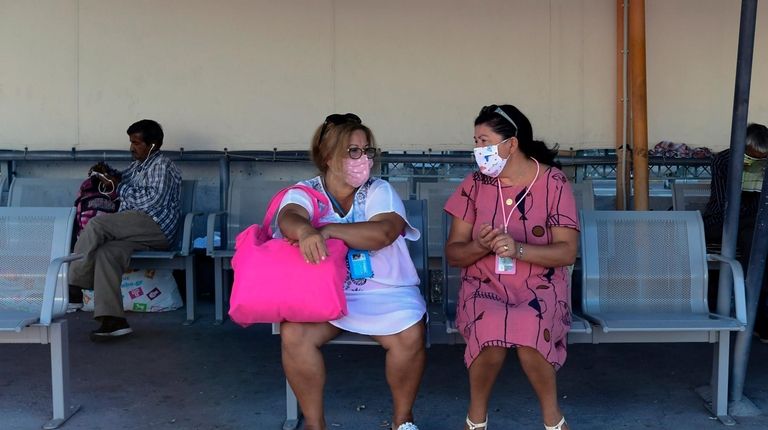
[[183, 256, 196, 325], [283, 379, 301, 430], [214, 257, 224, 325], [712, 330, 736, 425], [44, 321, 80, 430]]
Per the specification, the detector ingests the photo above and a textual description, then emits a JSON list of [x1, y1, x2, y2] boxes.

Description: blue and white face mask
[[473, 139, 510, 177]]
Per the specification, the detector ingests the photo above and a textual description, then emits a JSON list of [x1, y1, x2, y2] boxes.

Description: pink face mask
[[343, 156, 373, 188]]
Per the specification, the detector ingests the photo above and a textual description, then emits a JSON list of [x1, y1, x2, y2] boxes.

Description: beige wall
[[1, 0, 766, 152], [647, 0, 768, 150]]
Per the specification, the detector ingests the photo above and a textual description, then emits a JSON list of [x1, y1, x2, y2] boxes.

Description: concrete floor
[[3, 303, 768, 430]]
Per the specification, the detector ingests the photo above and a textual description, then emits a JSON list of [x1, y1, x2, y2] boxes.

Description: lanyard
[[326, 189, 355, 222], [497, 158, 540, 234]]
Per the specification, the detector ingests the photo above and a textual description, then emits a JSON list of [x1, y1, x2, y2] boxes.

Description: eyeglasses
[[481, 105, 518, 137], [348, 147, 378, 159], [318, 113, 362, 145]]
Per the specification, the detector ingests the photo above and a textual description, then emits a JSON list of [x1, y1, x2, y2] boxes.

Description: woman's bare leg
[[280, 322, 341, 430]]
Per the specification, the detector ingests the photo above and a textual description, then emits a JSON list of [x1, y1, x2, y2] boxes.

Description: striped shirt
[[118, 152, 182, 241], [702, 149, 761, 230]]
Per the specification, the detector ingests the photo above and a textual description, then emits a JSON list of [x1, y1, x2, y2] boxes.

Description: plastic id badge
[[495, 255, 516, 275], [348, 249, 374, 279]]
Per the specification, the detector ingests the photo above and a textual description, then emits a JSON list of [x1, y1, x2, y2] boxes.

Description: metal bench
[[7, 177, 202, 323], [128, 180, 201, 324], [571, 180, 595, 211], [384, 177, 411, 200], [0, 207, 82, 429], [0, 171, 10, 205], [579, 210, 746, 424], [671, 181, 711, 212], [275, 199, 429, 430], [416, 180, 461, 258], [6, 177, 82, 207], [206, 178, 292, 324]]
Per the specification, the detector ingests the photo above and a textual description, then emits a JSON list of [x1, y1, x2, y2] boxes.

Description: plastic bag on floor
[[82, 269, 183, 312]]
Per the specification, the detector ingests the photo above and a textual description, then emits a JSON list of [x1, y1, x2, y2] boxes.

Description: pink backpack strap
[[260, 184, 331, 235]]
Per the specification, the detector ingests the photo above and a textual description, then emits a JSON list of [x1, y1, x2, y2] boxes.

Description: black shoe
[[90, 316, 133, 342], [754, 331, 768, 344], [68, 285, 83, 303], [67, 285, 85, 313]]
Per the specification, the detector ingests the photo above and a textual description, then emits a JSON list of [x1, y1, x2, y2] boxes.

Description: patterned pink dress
[[444, 167, 579, 369]]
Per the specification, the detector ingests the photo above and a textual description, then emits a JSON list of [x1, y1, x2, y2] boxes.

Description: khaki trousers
[[68, 210, 169, 319]]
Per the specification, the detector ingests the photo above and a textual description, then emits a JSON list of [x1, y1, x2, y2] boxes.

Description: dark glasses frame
[[481, 105, 518, 137], [318, 113, 362, 145], [347, 146, 378, 160]]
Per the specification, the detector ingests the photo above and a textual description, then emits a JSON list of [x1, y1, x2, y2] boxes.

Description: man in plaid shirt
[[69, 119, 182, 341]]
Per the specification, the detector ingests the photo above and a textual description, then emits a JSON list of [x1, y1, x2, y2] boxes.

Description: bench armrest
[[179, 211, 205, 256], [39, 253, 83, 326], [206, 211, 227, 256], [707, 253, 747, 325]]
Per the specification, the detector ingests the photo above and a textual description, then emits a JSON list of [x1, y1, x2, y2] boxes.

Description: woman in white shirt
[[277, 113, 426, 430]]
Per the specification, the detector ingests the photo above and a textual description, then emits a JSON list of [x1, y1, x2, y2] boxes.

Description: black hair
[[746, 123, 768, 153], [87, 161, 122, 187], [90, 161, 121, 178], [475, 104, 560, 168], [127, 119, 164, 147]]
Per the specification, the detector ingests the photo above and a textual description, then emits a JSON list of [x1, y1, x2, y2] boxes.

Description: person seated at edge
[[702, 122, 768, 338], [68, 119, 182, 341], [277, 113, 426, 430], [444, 105, 578, 430]]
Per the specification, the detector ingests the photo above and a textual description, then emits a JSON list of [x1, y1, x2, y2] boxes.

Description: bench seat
[[586, 312, 744, 332], [0, 207, 82, 428], [0, 310, 39, 332], [579, 210, 746, 424]]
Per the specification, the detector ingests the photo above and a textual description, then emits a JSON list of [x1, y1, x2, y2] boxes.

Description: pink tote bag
[[229, 185, 348, 326]]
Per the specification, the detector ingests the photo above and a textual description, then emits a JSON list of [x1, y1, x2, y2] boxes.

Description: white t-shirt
[[276, 176, 421, 292]]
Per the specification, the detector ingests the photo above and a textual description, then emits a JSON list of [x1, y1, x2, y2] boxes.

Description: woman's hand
[[296, 225, 328, 264], [489, 231, 518, 259], [446, 219, 502, 268], [476, 223, 504, 253]]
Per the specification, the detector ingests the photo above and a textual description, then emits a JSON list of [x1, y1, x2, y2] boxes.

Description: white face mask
[[473, 139, 510, 177]]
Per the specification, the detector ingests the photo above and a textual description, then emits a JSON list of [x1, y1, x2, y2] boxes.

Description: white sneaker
[[396, 423, 419, 430]]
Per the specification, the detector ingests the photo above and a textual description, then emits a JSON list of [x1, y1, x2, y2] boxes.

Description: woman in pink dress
[[444, 105, 579, 430]]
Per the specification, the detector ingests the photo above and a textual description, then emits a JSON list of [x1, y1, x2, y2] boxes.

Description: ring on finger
[[503, 244, 509, 251]]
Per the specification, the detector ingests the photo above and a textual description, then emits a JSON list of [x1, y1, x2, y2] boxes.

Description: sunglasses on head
[[318, 113, 362, 144], [481, 105, 518, 137]]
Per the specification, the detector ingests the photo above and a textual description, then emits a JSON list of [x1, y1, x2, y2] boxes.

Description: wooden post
[[628, 0, 649, 210]]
